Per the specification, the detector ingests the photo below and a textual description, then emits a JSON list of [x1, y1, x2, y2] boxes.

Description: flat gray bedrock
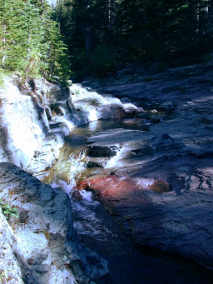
[[82, 60, 213, 271]]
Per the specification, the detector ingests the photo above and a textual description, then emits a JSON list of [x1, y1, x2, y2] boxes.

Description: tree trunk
[[195, 0, 209, 37]]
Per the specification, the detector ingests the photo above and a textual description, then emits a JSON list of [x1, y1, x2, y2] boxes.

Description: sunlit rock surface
[[0, 162, 75, 283], [0, 207, 24, 284], [0, 163, 109, 283], [77, 171, 213, 270]]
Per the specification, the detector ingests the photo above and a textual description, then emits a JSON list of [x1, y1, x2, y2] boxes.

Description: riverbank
[[1, 56, 213, 283]]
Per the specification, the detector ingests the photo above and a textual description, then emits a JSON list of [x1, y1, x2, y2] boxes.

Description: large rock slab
[[77, 167, 213, 271], [0, 162, 75, 284], [0, 163, 108, 283], [72, 60, 213, 278]]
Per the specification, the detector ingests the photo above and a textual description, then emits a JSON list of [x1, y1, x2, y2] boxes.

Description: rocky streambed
[[1, 59, 213, 283], [73, 60, 213, 282]]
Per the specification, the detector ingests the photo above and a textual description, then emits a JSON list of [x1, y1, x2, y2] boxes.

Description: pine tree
[[0, 0, 70, 83]]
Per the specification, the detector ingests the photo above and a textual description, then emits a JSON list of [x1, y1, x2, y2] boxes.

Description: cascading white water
[[0, 76, 64, 171], [69, 83, 138, 126], [105, 144, 129, 168], [43, 83, 144, 199]]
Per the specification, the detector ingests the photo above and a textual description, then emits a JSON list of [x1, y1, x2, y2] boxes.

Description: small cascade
[[105, 144, 127, 168], [49, 115, 75, 136], [46, 82, 139, 139], [42, 145, 88, 195], [69, 83, 139, 126]]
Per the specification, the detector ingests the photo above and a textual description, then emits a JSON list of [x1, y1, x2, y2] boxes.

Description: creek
[[37, 83, 213, 284]]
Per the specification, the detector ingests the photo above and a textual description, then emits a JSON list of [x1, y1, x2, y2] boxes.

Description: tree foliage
[[0, 0, 70, 82], [55, 0, 213, 77]]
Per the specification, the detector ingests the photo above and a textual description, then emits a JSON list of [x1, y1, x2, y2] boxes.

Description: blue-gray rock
[[0, 163, 109, 283]]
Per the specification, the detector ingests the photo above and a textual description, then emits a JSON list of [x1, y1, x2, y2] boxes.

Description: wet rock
[[50, 103, 66, 116], [87, 146, 117, 158], [100, 104, 126, 120], [46, 84, 70, 104], [128, 148, 153, 161], [148, 114, 161, 124], [72, 190, 83, 201], [145, 179, 171, 193], [158, 101, 176, 113], [186, 144, 213, 158], [77, 59, 213, 276], [86, 161, 103, 169], [136, 111, 149, 119], [77, 174, 171, 202], [131, 189, 213, 270], [200, 114, 213, 125], [122, 118, 151, 130], [65, 135, 87, 146], [150, 134, 184, 153], [122, 103, 139, 116], [88, 129, 145, 146], [69, 245, 109, 281]]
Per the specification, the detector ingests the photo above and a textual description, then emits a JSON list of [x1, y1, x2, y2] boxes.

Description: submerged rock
[[86, 161, 103, 169], [87, 146, 117, 158]]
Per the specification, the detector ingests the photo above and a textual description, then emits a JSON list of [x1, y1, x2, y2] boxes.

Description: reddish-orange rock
[[76, 174, 171, 209], [148, 179, 170, 193], [77, 175, 170, 194]]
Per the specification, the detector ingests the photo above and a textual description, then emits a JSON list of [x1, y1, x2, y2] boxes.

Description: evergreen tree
[[54, 0, 213, 77], [0, 0, 70, 83]]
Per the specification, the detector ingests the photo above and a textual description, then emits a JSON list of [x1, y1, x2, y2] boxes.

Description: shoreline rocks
[[0, 162, 109, 284]]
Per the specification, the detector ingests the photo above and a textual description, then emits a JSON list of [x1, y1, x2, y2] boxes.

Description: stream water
[[39, 85, 213, 284]]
